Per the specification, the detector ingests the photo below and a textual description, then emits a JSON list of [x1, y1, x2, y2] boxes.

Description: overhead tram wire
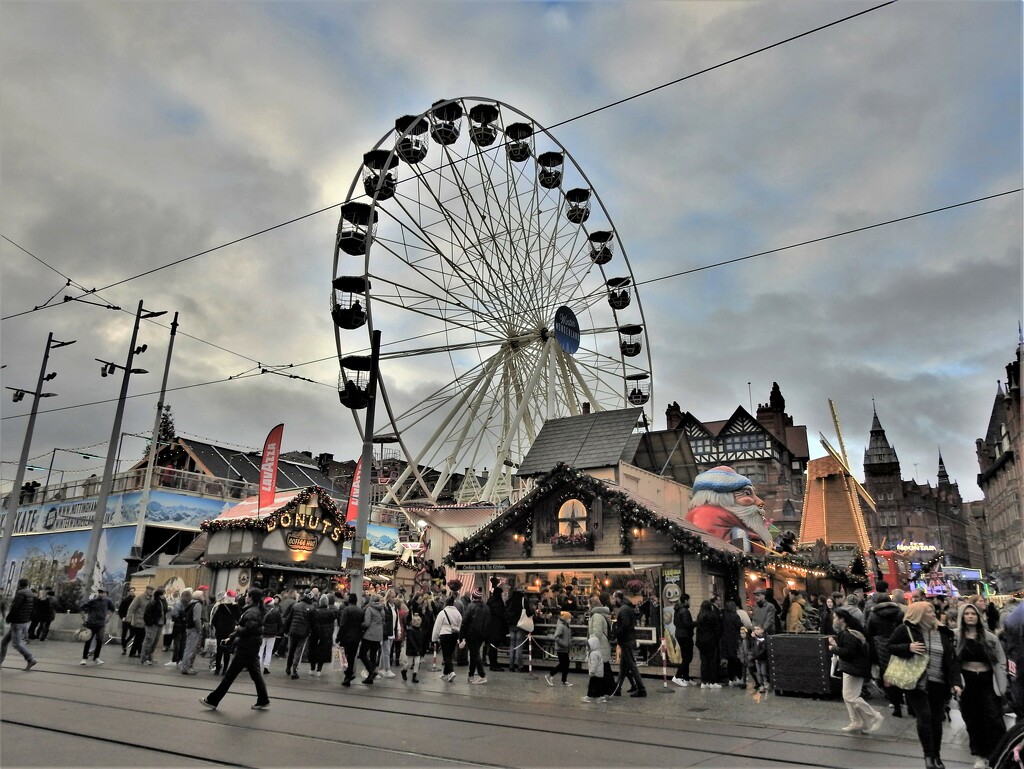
[[3, 187, 1018, 425], [2, 0, 900, 322], [633, 188, 1023, 288]]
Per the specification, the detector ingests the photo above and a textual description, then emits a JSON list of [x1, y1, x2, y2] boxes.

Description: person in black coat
[[828, 606, 883, 733], [887, 601, 961, 769], [695, 599, 722, 688], [671, 594, 695, 685], [721, 600, 743, 686], [486, 587, 508, 671], [612, 591, 646, 698], [199, 589, 270, 711], [336, 593, 364, 687], [210, 593, 242, 675]]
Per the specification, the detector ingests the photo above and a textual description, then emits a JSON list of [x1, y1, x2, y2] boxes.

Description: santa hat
[[692, 466, 752, 493], [263, 596, 274, 605], [225, 590, 236, 598]]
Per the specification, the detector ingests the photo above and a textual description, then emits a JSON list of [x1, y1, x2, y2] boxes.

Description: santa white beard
[[690, 489, 773, 545]]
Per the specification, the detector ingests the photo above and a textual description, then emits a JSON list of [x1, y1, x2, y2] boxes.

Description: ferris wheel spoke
[[366, 272, 509, 341], [385, 189, 502, 322]]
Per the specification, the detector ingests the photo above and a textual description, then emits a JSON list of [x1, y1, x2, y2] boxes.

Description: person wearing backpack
[[829, 606, 883, 734], [178, 589, 206, 675]]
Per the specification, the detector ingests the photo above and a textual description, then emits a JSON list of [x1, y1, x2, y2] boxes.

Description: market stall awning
[[214, 489, 319, 521], [455, 557, 661, 571]]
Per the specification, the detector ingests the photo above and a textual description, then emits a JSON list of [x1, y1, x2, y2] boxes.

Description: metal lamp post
[[0, 333, 75, 571], [128, 311, 178, 574], [81, 301, 165, 596]]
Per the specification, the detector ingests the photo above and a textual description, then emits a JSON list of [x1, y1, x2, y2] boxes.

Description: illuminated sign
[[286, 531, 318, 553], [896, 542, 937, 553], [266, 504, 345, 543]]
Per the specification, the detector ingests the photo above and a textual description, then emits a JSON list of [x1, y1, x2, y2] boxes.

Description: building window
[[557, 499, 588, 537], [723, 433, 768, 452], [691, 438, 712, 455]]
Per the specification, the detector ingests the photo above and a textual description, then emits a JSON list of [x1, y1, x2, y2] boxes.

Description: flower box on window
[[548, 533, 594, 550]]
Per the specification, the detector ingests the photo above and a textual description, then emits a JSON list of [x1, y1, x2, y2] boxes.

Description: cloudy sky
[[2, 1, 1020, 505]]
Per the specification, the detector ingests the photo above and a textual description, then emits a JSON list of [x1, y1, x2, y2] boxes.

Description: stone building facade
[[862, 410, 968, 565], [975, 340, 1023, 592]]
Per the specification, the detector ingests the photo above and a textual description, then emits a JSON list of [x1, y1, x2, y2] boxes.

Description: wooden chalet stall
[[446, 463, 761, 670], [199, 486, 354, 595]]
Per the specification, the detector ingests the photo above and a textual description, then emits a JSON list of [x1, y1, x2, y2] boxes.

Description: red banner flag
[[259, 423, 284, 511], [346, 457, 362, 522]]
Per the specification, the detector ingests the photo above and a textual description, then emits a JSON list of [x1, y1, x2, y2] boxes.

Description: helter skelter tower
[[330, 98, 654, 505]]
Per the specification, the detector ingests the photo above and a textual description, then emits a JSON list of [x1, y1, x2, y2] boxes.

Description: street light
[[0, 333, 76, 570], [81, 301, 164, 596]]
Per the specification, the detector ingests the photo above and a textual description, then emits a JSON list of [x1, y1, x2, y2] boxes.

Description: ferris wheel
[[330, 97, 653, 505]]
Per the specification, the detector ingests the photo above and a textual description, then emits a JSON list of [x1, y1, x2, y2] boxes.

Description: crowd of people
[[3, 575, 1023, 768]]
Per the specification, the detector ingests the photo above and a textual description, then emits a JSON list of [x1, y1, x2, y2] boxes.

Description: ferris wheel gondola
[[330, 97, 653, 504]]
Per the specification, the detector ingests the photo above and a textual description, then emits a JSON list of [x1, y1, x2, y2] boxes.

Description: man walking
[[1, 578, 38, 670], [140, 587, 168, 666], [126, 585, 154, 658], [199, 588, 270, 711], [179, 589, 205, 675], [336, 593, 364, 687], [79, 588, 116, 665], [612, 590, 646, 698]]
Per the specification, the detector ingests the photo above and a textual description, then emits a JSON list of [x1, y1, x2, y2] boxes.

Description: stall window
[[557, 499, 588, 537], [227, 528, 244, 554]]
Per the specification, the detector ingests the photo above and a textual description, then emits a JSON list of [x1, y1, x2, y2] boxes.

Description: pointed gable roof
[[863, 407, 899, 466], [516, 408, 643, 478]]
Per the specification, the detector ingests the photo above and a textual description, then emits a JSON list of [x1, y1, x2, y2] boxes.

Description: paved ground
[[0, 638, 992, 769]]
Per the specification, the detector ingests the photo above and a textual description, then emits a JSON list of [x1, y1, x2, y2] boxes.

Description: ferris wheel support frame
[[480, 337, 553, 501], [378, 350, 502, 506], [427, 350, 507, 500]]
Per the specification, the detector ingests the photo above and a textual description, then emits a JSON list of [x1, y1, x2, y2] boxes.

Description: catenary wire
[[2, 188, 1018, 424], [1, 1, 899, 322]]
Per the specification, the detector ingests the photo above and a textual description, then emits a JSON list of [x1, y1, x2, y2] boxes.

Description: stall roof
[[211, 487, 338, 522], [516, 408, 644, 477]]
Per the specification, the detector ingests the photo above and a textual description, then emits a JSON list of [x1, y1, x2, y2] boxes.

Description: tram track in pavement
[[1, 667, 921, 768]]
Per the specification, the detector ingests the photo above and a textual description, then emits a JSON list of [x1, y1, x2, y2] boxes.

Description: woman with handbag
[[431, 593, 463, 683], [828, 606, 883, 733], [506, 588, 534, 673], [955, 602, 1007, 769], [887, 601, 961, 769]]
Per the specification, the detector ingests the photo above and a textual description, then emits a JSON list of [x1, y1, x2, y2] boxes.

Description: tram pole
[[349, 330, 380, 601]]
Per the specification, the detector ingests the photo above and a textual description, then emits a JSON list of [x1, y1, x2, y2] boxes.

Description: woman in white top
[[431, 593, 463, 682]]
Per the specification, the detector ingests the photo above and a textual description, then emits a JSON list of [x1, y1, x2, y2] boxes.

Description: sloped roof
[[799, 455, 869, 548], [177, 438, 336, 492], [629, 429, 699, 487], [516, 408, 644, 477], [211, 489, 313, 521]]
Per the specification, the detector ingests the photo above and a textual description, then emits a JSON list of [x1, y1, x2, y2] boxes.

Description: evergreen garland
[[445, 463, 866, 587], [200, 485, 354, 541]]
